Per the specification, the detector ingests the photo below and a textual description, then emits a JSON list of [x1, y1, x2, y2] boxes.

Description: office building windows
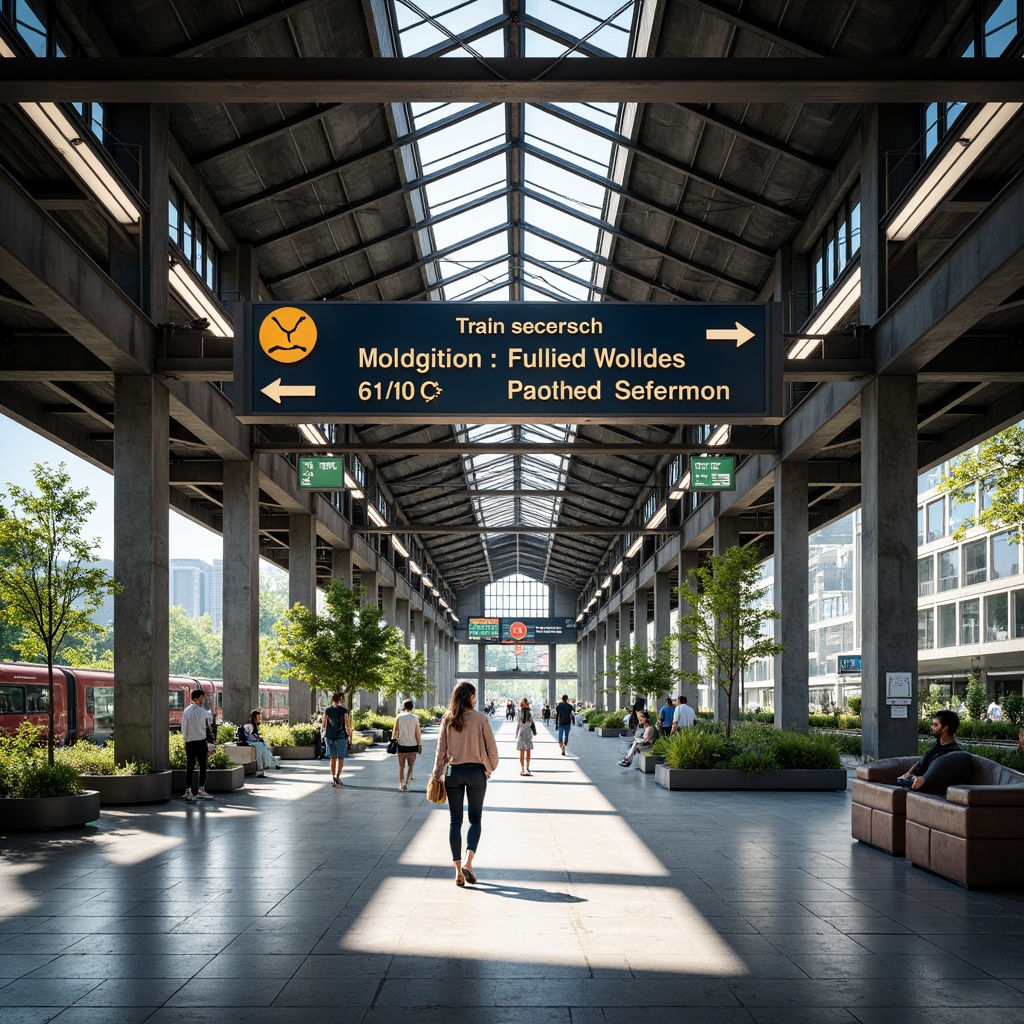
[[926, 499, 945, 542], [918, 556, 934, 597], [991, 529, 1020, 579], [938, 550, 959, 592], [963, 539, 987, 587], [918, 609, 934, 650], [960, 599, 980, 644], [1013, 589, 1024, 639], [939, 604, 958, 647], [986, 593, 1009, 641]]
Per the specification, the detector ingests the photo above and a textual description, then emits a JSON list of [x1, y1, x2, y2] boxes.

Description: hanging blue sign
[[236, 301, 783, 424]]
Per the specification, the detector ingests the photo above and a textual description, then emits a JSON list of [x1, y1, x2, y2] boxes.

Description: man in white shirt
[[671, 695, 696, 734], [987, 699, 1003, 722], [180, 689, 214, 802]]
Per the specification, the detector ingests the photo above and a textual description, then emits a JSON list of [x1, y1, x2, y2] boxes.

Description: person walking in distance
[[554, 694, 575, 756], [430, 681, 499, 887], [181, 688, 214, 802], [670, 695, 696, 734], [394, 698, 422, 791], [658, 696, 675, 735], [322, 692, 352, 787], [515, 697, 536, 775]]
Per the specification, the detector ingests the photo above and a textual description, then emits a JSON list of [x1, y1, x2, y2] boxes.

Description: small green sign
[[689, 455, 735, 491], [297, 456, 345, 490]]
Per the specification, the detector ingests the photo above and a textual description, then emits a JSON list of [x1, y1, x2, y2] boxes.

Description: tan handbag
[[426, 777, 447, 805]]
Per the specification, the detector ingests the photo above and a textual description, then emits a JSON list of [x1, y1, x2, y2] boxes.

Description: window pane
[[938, 550, 959, 592], [991, 530, 1019, 579], [0, 686, 25, 714], [949, 492, 975, 534], [984, 0, 1017, 56], [985, 593, 1008, 642], [926, 499, 945, 542], [918, 556, 934, 596], [918, 609, 934, 650], [963, 538, 987, 586], [960, 599, 979, 644], [1013, 590, 1024, 639], [917, 507, 925, 545], [939, 604, 958, 647]]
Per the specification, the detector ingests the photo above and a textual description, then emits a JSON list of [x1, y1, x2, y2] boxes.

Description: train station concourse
[[3, 0, 1024, 1020]]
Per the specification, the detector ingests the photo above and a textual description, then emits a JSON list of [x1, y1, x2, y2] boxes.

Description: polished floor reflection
[[2, 720, 1024, 1024]]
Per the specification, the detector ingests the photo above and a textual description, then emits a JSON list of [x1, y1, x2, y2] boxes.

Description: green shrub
[[846, 695, 862, 715], [965, 673, 986, 720], [289, 723, 319, 746], [1002, 692, 1024, 728], [664, 729, 732, 770], [819, 731, 862, 756], [413, 709, 435, 726], [952, 720, 1019, 742], [260, 723, 293, 746], [57, 740, 151, 777], [837, 714, 861, 730], [217, 723, 238, 744], [808, 713, 840, 729], [725, 749, 779, 775], [603, 713, 626, 729], [19, 761, 84, 798]]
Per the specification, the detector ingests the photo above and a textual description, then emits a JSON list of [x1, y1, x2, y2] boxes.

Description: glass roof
[[383, 0, 639, 579]]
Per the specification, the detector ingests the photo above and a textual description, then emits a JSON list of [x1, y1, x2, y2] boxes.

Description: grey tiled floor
[[2, 720, 1024, 1024]]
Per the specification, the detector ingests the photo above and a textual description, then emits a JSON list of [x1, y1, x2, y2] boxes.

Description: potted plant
[[1, 722, 100, 829], [57, 739, 171, 805]]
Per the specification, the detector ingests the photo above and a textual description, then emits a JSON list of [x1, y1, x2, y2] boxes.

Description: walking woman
[[515, 697, 535, 776], [430, 681, 499, 887], [394, 698, 422, 791]]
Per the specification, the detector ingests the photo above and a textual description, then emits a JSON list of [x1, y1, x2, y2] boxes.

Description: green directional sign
[[297, 456, 345, 490], [690, 455, 735, 491]]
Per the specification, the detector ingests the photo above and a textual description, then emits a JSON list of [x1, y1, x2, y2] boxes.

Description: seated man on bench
[[896, 710, 968, 793]]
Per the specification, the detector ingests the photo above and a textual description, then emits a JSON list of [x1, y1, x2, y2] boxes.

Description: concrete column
[[477, 642, 487, 705], [363, 572, 379, 608], [617, 603, 631, 705], [862, 375, 919, 759], [113, 375, 169, 769], [713, 518, 741, 722], [634, 589, 648, 651], [379, 586, 398, 713], [677, 550, 700, 707], [396, 598, 411, 641], [288, 513, 317, 724], [424, 621, 437, 705], [773, 461, 810, 731], [605, 616, 617, 708], [594, 621, 606, 707], [547, 643, 557, 705], [332, 547, 353, 588], [577, 633, 588, 703], [653, 572, 671, 644], [222, 461, 259, 728]]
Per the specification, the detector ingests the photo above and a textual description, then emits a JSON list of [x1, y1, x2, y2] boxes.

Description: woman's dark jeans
[[445, 762, 487, 860]]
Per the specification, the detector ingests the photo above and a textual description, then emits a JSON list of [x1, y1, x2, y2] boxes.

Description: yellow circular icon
[[259, 307, 318, 363]]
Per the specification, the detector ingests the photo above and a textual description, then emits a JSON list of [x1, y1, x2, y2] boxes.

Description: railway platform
[[2, 720, 1023, 1024]]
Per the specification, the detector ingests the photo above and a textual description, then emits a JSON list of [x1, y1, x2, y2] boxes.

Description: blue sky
[[0, 413, 225, 564]]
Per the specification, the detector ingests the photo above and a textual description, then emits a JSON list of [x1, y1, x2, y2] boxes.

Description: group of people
[[618, 694, 695, 767]]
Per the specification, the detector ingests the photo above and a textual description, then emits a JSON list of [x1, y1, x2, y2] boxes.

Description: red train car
[[0, 662, 289, 742]]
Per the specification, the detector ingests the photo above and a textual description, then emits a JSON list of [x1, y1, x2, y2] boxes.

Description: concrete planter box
[[654, 765, 848, 791], [3, 791, 101, 830], [271, 745, 316, 760], [81, 771, 172, 805], [223, 744, 258, 774], [637, 752, 664, 774], [171, 766, 244, 792], [594, 727, 629, 737]]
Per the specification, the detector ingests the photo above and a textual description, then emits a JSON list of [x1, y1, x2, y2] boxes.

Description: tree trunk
[[46, 655, 55, 767]]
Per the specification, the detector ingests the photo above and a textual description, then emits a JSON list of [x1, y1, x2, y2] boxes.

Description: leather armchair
[[851, 756, 919, 855]]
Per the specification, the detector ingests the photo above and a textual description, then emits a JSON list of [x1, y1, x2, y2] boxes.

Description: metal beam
[[162, 0, 324, 57], [4, 58, 1023, 104], [253, 442, 778, 455], [675, 0, 832, 58], [355, 525, 680, 535]]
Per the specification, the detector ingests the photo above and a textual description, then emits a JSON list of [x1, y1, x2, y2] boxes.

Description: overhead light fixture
[[297, 423, 329, 446], [169, 259, 233, 338], [343, 471, 364, 500], [594, 588, 603, 597], [888, 101, 1021, 241], [422, 575, 434, 588], [0, 40, 143, 228], [431, 588, 440, 597], [669, 471, 691, 500], [367, 507, 387, 528], [612, 561, 624, 575], [409, 560, 423, 576], [706, 425, 731, 448], [625, 537, 643, 558], [391, 536, 410, 558], [450, 613, 460, 622], [601, 575, 612, 589], [575, 613, 583, 623], [645, 504, 667, 528], [439, 597, 450, 610], [790, 265, 862, 359]]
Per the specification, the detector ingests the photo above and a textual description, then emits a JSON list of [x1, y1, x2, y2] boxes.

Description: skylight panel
[[394, 0, 501, 53], [431, 198, 507, 250]]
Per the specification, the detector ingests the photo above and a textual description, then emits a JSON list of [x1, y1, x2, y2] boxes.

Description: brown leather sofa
[[852, 756, 918, 855], [854, 753, 1024, 886]]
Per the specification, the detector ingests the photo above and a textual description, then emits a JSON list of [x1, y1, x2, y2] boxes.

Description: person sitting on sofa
[[896, 710, 963, 791]]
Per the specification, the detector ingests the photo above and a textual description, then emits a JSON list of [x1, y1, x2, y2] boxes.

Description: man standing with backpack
[[554, 695, 575, 756], [181, 688, 214, 802]]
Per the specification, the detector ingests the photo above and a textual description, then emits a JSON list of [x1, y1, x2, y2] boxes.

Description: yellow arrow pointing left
[[261, 378, 317, 404]]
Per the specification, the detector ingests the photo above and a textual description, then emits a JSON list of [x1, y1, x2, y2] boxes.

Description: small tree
[[673, 543, 784, 737], [272, 577, 401, 709], [0, 463, 121, 764], [606, 638, 675, 709], [380, 639, 429, 705], [939, 427, 1024, 539], [965, 672, 987, 721]]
